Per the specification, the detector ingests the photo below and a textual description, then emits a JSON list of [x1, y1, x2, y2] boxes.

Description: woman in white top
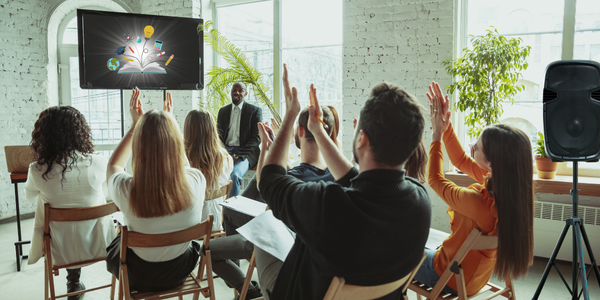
[[105, 89, 206, 292], [25, 106, 116, 300], [183, 109, 233, 231]]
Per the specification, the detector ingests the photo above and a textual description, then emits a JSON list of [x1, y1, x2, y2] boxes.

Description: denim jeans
[[413, 248, 458, 295], [226, 146, 250, 197]]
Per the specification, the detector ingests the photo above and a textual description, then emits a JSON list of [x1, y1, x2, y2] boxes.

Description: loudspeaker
[[543, 60, 600, 162]]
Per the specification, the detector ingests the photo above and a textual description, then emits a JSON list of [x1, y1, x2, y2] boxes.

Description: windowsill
[[445, 172, 600, 196]]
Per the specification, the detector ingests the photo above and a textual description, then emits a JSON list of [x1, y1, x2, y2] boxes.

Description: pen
[[316, 115, 329, 130]]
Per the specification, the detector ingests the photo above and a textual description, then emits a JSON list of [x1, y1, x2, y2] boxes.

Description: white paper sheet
[[111, 211, 124, 225], [236, 210, 296, 262], [426, 228, 451, 250], [219, 195, 268, 217]]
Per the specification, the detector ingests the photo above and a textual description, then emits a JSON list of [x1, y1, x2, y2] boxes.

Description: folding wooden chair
[[205, 180, 232, 239], [408, 228, 516, 300], [322, 251, 426, 300], [234, 249, 262, 300], [44, 202, 119, 300], [118, 215, 216, 300]]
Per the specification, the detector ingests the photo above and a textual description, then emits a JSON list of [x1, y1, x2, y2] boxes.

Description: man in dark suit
[[217, 82, 262, 197]]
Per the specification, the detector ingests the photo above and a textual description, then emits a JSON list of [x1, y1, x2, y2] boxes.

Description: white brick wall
[[0, 0, 203, 221], [342, 0, 455, 230]]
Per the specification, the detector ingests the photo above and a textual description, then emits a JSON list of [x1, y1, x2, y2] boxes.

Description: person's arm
[[107, 88, 143, 182], [263, 64, 300, 169], [427, 81, 486, 183], [24, 163, 40, 203], [306, 84, 353, 180], [428, 139, 489, 220]]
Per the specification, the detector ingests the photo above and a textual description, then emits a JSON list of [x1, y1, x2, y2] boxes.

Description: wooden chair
[[44, 202, 119, 300], [322, 251, 427, 300], [118, 216, 216, 300], [234, 249, 263, 300], [205, 180, 233, 240], [408, 228, 516, 300]]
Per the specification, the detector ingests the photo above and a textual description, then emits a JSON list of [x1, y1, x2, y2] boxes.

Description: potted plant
[[442, 28, 531, 139], [198, 21, 281, 124], [535, 132, 558, 179]]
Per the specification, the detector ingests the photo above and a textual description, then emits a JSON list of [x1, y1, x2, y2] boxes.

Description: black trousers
[[106, 234, 200, 293]]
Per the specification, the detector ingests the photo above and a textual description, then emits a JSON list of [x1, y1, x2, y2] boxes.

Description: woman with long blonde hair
[[106, 90, 206, 292], [414, 82, 534, 295], [184, 109, 233, 231]]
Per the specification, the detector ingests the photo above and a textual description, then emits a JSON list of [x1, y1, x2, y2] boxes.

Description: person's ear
[[244, 90, 248, 96], [298, 125, 305, 138], [356, 130, 369, 149]]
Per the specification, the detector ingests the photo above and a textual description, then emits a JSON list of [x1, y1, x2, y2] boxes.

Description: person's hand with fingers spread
[[130, 87, 144, 126], [427, 81, 451, 142], [164, 92, 173, 115], [258, 122, 274, 151], [283, 64, 301, 119]]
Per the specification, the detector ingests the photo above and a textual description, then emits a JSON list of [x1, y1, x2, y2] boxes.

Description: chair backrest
[[323, 251, 427, 300], [4, 145, 35, 173], [120, 215, 214, 262], [205, 180, 232, 201], [44, 202, 119, 269]]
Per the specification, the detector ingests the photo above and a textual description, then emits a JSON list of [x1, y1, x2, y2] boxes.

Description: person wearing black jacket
[[217, 82, 262, 196], [254, 64, 432, 300]]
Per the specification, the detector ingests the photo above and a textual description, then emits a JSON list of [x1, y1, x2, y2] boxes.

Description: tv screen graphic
[[77, 9, 203, 90]]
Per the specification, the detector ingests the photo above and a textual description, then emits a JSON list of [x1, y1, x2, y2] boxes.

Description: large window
[[465, 0, 600, 176], [215, 0, 343, 121], [59, 16, 123, 152]]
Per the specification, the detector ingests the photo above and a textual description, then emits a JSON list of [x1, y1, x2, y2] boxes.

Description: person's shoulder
[[217, 104, 232, 114], [245, 102, 261, 111]]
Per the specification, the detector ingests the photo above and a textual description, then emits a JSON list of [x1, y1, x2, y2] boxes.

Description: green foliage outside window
[[443, 28, 531, 138]]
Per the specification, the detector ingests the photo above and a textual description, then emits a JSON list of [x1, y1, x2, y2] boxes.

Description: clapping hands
[[129, 87, 144, 125], [427, 81, 451, 141]]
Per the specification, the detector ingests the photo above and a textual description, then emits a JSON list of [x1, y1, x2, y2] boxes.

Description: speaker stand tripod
[[532, 162, 600, 300]]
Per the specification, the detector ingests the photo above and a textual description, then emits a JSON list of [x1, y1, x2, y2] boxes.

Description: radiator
[[534, 201, 600, 263]]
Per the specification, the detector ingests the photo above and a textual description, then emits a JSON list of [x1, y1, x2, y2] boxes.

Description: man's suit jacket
[[217, 102, 262, 169]]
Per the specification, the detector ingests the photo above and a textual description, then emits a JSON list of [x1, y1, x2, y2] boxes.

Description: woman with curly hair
[[25, 106, 116, 300], [105, 90, 206, 292], [184, 109, 233, 231]]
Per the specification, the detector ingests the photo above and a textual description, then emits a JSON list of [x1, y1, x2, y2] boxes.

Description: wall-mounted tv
[[77, 9, 203, 90]]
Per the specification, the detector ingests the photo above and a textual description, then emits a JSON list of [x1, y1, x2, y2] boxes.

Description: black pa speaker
[[543, 60, 600, 162]]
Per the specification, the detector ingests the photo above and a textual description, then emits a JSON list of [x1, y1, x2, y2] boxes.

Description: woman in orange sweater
[[414, 81, 535, 295]]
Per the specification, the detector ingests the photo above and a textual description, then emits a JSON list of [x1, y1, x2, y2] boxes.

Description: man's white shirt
[[225, 100, 244, 146]]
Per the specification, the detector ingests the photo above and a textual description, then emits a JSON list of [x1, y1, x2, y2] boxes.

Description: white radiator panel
[[534, 201, 600, 263]]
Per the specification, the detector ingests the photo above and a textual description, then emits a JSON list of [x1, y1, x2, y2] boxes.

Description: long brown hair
[[130, 110, 193, 218], [183, 109, 229, 191], [405, 140, 427, 183], [481, 124, 534, 279]]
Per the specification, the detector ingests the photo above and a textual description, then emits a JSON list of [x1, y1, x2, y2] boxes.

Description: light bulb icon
[[144, 25, 154, 40]]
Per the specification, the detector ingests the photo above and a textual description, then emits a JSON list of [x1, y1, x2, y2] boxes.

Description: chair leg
[[205, 250, 216, 300], [118, 271, 124, 300], [505, 276, 516, 300], [110, 275, 116, 300], [44, 261, 49, 300], [239, 252, 256, 300], [456, 269, 467, 300], [46, 260, 56, 300], [192, 291, 200, 300]]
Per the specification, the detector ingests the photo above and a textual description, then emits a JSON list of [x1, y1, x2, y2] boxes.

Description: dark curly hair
[[30, 106, 95, 181]]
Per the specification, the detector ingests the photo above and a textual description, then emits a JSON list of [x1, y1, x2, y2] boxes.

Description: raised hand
[[307, 84, 326, 135], [282, 64, 300, 118], [164, 92, 173, 114], [258, 122, 274, 151], [129, 87, 144, 125], [427, 81, 451, 141]]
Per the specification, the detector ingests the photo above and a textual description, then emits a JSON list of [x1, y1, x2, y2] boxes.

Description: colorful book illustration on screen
[[112, 26, 169, 75]]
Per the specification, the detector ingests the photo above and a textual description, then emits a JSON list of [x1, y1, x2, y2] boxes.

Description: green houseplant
[[443, 28, 531, 138], [198, 21, 281, 124], [534, 132, 558, 179]]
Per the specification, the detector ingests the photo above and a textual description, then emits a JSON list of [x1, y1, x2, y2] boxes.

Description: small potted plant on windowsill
[[535, 132, 558, 179]]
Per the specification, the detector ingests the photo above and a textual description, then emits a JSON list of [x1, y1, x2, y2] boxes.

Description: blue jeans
[[226, 146, 249, 197], [413, 248, 458, 295]]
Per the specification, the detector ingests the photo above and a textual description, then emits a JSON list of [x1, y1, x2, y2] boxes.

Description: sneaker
[[66, 281, 86, 300], [236, 280, 263, 300]]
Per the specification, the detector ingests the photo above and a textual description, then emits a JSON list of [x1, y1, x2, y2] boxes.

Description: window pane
[[217, 1, 274, 122], [282, 0, 343, 111], [466, 0, 565, 149], [69, 57, 122, 144], [62, 17, 78, 45]]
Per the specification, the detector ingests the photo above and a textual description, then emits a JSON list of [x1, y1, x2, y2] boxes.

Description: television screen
[[77, 9, 203, 90]]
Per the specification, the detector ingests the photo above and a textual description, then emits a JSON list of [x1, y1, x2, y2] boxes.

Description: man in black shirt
[[255, 64, 431, 300]]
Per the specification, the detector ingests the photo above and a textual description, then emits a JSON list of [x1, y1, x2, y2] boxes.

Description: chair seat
[[130, 271, 211, 300]]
